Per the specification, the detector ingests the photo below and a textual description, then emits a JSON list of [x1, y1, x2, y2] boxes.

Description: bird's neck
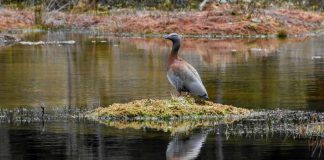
[[167, 39, 180, 70], [168, 53, 177, 66], [171, 39, 180, 55]]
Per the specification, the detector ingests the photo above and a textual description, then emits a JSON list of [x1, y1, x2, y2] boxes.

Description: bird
[[164, 33, 208, 100]]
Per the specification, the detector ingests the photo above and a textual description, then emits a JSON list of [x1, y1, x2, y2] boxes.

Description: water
[[1, 31, 324, 110], [1, 112, 323, 159], [1, 31, 324, 159]]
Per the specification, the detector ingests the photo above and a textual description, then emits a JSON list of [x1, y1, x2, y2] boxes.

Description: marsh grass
[[299, 123, 324, 137]]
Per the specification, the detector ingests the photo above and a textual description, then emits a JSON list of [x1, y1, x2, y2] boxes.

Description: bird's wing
[[183, 61, 202, 83], [167, 70, 184, 91], [181, 60, 208, 97], [167, 59, 207, 97], [185, 81, 207, 97]]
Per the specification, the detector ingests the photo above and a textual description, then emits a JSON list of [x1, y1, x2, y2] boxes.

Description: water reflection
[[309, 137, 324, 158], [165, 130, 225, 160], [1, 114, 324, 159], [0, 31, 324, 110], [306, 55, 324, 111], [166, 133, 207, 160]]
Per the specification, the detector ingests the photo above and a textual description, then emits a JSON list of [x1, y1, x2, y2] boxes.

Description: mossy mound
[[85, 97, 250, 133], [87, 97, 250, 120]]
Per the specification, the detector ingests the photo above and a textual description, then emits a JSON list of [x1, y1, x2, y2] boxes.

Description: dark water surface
[[0, 113, 323, 160], [1, 31, 324, 159]]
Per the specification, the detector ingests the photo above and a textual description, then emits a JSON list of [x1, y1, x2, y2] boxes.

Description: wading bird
[[164, 33, 208, 100]]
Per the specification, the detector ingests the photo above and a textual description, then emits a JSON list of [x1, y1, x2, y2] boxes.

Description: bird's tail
[[200, 94, 209, 100]]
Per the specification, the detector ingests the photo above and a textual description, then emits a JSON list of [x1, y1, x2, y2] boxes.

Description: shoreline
[[1, 6, 324, 40], [2, 26, 324, 41]]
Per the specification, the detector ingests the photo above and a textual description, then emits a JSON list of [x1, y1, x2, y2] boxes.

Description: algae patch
[[87, 97, 250, 120]]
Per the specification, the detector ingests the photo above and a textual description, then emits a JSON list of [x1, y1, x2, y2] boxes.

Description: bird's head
[[164, 33, 181, 43]]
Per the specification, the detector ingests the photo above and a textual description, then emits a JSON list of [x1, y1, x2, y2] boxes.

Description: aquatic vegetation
[[300, 123, 324, 137], [222, 110, 324, 138], [0, 107, 88, 123], [87, 97, 250, 121], [0, 97, 249, 134], [101, 118, 236, 134]]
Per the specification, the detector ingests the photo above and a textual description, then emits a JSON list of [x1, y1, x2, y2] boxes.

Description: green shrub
[[277, 29, 288, 39]]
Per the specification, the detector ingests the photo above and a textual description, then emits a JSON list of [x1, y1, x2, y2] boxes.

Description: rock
[[0, 34, 20, 47], [311, 56, 322, 59], [199, 0, 218, 11], [43, 11, 67, 27], [0, 34, 20, 42], [251, 18, 261, 23], [19, 40, 76, 45], [320, 21, 324, 26], [219, 0, 228, 3], [231, 49, 237, 53]]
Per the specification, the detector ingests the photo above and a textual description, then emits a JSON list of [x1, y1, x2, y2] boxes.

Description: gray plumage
[[164, 33, 208, 99]]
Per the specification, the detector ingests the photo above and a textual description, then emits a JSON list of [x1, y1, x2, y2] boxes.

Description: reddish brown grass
[[1, 6, 324, 36]]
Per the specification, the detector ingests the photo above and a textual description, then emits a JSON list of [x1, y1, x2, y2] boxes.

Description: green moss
[[161, 0, 173, 11], [31, 24, 64, 31], [246, 14, 252, 19], [277, 29, 288, 39], [231, 11, 239, 16]]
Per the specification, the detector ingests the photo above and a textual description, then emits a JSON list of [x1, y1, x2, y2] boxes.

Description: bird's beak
[[163, 35, 169, 39]]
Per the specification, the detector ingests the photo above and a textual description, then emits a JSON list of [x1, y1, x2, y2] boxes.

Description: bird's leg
[[177, 91, 182, 97], [185, 92, 190, 97], [194, 96, 207, 105]]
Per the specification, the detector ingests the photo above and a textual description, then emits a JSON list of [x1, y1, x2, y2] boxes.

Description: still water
[[0, 31, 324, 159], [1, 111, 323, 159], [0, 31, 323, 110]]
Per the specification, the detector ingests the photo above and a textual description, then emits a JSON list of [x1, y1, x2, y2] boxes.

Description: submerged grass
[[299, 122, 324, 137], [87, 97, 250, 120], [102, 118, 236, 134]]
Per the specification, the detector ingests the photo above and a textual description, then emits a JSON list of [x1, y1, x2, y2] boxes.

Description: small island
[[86, 97, 250, 133]]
